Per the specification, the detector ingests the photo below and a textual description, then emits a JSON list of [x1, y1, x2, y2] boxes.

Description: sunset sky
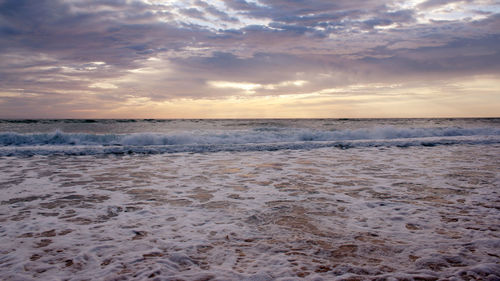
[[0, 0, 499, 118]]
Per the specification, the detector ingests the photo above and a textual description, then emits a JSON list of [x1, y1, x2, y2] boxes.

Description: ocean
[[0, 118, 499, 280]]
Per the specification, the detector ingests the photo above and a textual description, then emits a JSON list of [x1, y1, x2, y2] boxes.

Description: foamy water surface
[[1, 143, 499, 280]]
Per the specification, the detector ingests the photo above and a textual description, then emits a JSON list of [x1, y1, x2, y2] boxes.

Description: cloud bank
[[0, 0, 499, 117]]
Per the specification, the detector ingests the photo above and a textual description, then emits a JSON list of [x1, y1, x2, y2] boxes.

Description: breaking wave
[[1, 127, 499, 156]]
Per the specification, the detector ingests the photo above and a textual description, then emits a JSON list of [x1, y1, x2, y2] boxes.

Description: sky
[[0, 0, 499, 118]]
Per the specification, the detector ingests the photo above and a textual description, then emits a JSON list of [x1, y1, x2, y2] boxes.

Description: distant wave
[[0, 127, 499, 156]]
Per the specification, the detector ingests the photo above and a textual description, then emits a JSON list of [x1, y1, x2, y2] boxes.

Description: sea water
[[0, 119, 499, 280]]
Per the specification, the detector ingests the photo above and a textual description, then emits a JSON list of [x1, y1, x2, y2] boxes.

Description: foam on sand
[[1, 143, 499, 280]]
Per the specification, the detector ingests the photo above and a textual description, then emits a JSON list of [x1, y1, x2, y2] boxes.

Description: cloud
[[0, 0, 499, 117], [179, 7, 207, 20], [418, 0, 474, 10], [208, 79, 307, 94], [194, 0, 239, 23]]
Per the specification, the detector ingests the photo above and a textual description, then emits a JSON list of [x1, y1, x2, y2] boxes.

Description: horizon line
[[1, 117, 499, 120]]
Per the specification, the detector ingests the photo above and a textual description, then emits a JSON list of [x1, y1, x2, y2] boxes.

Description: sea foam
[[1, 143, 499, 280]]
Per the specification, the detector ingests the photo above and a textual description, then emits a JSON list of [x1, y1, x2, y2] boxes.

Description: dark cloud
[[361, 34, 500, 78], [0, 0, 204, 64], [179, 8, 207, 20], [223, 0, 384, 22], [380, 9, 416, 24]]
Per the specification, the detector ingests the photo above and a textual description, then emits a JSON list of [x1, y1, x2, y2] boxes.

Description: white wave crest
[[0, 127, 499, 155], [1, 127, 499, 147]]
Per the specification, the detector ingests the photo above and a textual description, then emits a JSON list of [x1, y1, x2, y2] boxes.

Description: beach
[[1, 119, 499, 280]]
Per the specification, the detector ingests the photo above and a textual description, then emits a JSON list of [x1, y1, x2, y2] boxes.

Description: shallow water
[[1, 143, 499, 280]]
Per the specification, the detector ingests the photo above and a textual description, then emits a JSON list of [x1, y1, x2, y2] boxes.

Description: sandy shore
[[1, 144, 499, 280]]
